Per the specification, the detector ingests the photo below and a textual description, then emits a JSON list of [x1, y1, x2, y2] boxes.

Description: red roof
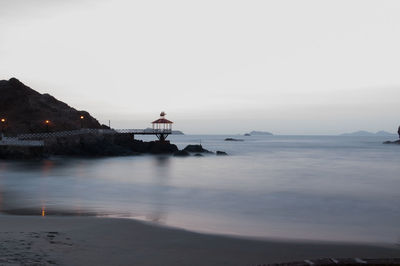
[[152, 118, 173, 124]]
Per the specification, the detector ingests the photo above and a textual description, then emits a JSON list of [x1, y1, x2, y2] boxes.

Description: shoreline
[[2, 207, 398, 246], [0, 214, 399, 266]]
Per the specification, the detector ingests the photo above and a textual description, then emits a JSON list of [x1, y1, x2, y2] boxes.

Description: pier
[[0, 112, 175, 146], [17, 128, 173, 139]]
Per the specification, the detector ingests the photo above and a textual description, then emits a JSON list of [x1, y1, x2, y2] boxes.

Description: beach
[[0, 215, 399, 265]]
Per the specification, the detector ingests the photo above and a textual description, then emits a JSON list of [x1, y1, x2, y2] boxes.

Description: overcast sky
[[1, 0, 399, 134]]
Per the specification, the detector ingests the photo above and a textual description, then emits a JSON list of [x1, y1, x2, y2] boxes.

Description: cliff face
[[0, 78, 103, 134]]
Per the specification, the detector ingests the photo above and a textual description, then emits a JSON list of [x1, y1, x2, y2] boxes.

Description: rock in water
[[216, 151, 228, 155], [148, 141, 179, 154], [224, 138, 243, 141], [183, 144, 212, 153], [383, 140, 400, 144]]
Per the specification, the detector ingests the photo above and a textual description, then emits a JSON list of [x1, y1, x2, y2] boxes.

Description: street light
[[80, 115, 84, 129], [0, 118, 6, 139], [45, 120, 50, 132]]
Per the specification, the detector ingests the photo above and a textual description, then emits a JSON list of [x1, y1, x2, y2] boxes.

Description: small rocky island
[[382, 126, 400, 145], [224, 138, 244, 141], [0, 78, 225, 159]]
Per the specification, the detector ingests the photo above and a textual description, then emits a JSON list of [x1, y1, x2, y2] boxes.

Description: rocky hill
[[0, 78, 104, 135]]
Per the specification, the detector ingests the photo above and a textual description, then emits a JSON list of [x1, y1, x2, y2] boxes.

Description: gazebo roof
[[152, 118, 173, 124]]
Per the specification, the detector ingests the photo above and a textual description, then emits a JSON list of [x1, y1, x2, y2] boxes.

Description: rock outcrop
[[180, 145, 228, 157], [183, 144, 212, 153], [44, 133, 179, 156]]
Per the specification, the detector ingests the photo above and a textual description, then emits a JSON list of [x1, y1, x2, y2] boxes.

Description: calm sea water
[[0, 135, 399, 243]]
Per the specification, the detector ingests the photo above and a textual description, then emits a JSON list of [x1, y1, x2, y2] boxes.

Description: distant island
[[244, 131, 273, 136], [339, 130, 396, 137]]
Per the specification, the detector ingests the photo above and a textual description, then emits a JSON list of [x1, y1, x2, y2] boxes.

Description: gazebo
[[152, 111, 173, 141]]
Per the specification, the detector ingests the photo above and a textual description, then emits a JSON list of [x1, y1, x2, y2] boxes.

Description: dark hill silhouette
[[0, 78, 103, 134]]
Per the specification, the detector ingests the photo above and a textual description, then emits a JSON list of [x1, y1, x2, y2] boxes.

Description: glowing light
[[45, 120, 50, 124], [41, 208, 46, 216], [80, 115, 84, 119], [0, 118, 5, 123]]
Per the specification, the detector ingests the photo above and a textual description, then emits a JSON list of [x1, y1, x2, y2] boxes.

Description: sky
[[1, 0, 399, 134]]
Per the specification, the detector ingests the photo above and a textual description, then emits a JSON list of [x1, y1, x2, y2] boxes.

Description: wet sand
[[0, 215, 399, 266]]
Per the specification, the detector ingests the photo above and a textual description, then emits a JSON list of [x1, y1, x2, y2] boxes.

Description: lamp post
[[80, 115, 84, 129], [45, 120, 50, 133], [0, 118, 6, 140]]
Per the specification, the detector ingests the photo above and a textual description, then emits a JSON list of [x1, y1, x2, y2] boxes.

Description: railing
[[115, 129, 172, 134], [0, 137, 44, 147], [17, 128, 173, 140], [18, 129, 106, 140]]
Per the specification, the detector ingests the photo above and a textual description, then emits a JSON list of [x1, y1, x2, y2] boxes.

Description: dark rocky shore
[[0, 133, 179, 160], [173, 145, 227, 157], [46, 133, 178, 156], [0, 135, 228, 159], [0, 137, 223, 160]]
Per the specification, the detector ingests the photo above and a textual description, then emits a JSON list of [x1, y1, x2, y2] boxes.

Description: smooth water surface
[[0, 135, 399, 243]]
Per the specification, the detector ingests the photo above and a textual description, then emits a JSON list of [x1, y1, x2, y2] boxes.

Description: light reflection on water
[[0, 135, 399, 243]]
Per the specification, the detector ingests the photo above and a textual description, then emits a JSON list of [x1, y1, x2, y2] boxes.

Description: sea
[[0, 135, 399, 244]]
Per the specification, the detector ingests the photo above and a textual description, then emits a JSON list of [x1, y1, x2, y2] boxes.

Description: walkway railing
[[114, 129, 172, 134], [0, 137, 44, 147], [17, 128, 172, 140]]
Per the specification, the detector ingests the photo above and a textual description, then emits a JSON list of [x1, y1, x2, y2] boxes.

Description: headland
[[0, 78, 223, 159]]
